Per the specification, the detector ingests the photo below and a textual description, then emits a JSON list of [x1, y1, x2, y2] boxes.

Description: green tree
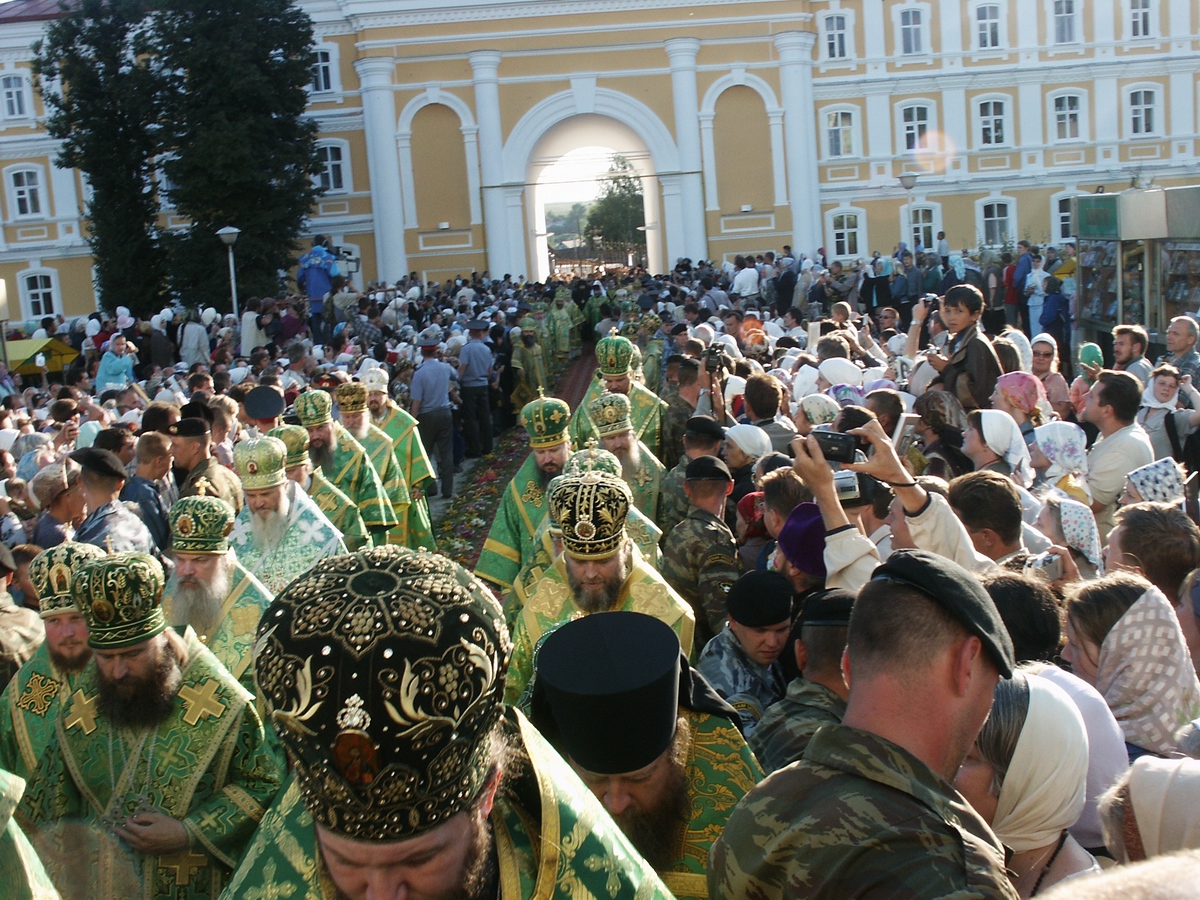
[[33, 0, 167, 317], [585, 155, 645, 265], [152, 0, 321, 309]]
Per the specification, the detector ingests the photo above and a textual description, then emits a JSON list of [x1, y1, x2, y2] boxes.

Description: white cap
[[724, 423, 772, 460]]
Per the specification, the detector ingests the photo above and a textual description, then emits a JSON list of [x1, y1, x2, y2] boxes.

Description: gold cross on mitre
[[179, 679, 227, 726], [64, 689, 98, 734], [193, 477, 212, 497]]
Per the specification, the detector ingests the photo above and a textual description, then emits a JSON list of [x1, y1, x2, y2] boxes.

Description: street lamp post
[[216, 226, 241, 319]]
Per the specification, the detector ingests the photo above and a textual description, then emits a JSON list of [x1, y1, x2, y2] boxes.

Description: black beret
[[870, 549, 1016, 677], [68, 447, 127, 481], [797, 588, 855, 628], [178, 401, 214, 424], [685, 415, 725, 442], [670, 322, 689, 335], [637, 295, 654, 310], [535, 611, 681, 775], [727, 571, 793, 627], [167, 417, 210, 438], [244, 385, 285, 421], [664, 354, 687, 367], [678, 358, 700, 375], [685, 455, 731, 482]]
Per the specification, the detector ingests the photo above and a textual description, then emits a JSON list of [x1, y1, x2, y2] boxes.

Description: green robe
[[510, 343, 549, 410], [353, 422, 411, 547], [218, 710, 673, 900], [547, 306, 574, 362], [625, 442, 664, 523], [372, 402, 436, 551], [641, 340, 664, 397], [0, 769, 58, 900], [476, 454, 552, 594], [506, 550, 696, 705], [18, 630, 283, 900], [321, 424, 397, 540], [570, 380, 667, 460], [0, 644, 83, 784], [307, 470, 369, 552]]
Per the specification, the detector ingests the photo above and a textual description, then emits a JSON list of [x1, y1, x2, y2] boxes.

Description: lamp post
[[216, 226, 241, 319]]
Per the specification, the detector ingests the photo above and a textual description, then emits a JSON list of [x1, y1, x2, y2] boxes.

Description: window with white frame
[[0, 75, 28, 119], [311, 50, 333, 93], [979, 100, 1006, 146], [825, 15, 848, 59], [314, 142, 349, 193], [1056, 197, 1074, 241], [831, 212, 861, 257], [9, 168, 41, 218], [976, 5, 1001, 49], [910, 207, 935, 251], [1129, 88, 1157, 135], [1053, 0, 1078, 44], [902, 105, 930, 151], [1053, 94, 1081, 141], [900, 8, 924, 54], [1130, 0, 1152, 37], [982, 201, 1011, 245], [826, 110, 855, 158], [21, 271, 55, 318]]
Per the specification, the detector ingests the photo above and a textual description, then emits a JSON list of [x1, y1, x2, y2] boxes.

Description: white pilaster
[[698, 112, 719, 211], [1094, 75, 1120, 167], [865, 91, 893, 183], [48, 158, 81, 246], [1093, 0, 1115, 57], [664, 38, 707, 261], [775, 31, 822, 250], [1017, 82, 1044, 168], [469, 51, 510, 276], [461, 125, 484, 225], [354, 57, 407, 283], [502, 185, 527, 279], [937, 0, 962, 69], [941, 88, 968, 175], [1169, 70, 1195, 160], [768, 111, 788, 206]]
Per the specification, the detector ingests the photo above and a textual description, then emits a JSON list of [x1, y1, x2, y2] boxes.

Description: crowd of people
[[3, 237, 1200, 898]]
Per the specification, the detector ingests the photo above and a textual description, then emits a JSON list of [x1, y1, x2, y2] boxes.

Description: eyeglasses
[[1032, 350, 1055, 359]]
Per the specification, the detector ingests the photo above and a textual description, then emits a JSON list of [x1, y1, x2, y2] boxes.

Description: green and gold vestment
[[570, 380, 666, 460], [371, 401, 437, 551], [476, 454, 553, 593], [320, 423, 397, 542], [0, 645, 82, 784], [307, 469, 369, 552]]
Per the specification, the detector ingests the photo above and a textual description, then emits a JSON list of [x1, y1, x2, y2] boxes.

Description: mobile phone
[[892, 413, 921, 457], [812, 430, 861, 464], [1024, 552, 1064, 582]]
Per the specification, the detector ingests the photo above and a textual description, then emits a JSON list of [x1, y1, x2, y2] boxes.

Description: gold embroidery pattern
[[64, 689, 98, 734], [520, 481, 545, 508], [16, 672, 59, 717], [179, 679, 228, 726]]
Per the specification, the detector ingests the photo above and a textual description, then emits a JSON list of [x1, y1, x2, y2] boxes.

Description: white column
[[503, 186, 527, 279], [775, 32, 822, 252], [1169, 70, 1194, 160], [461, 125, 484, 224], [354, 57, 407, 283], [941, 88, 968, 176], [664, 38, 707, 261], [470, 51, 510, 277], [698, 112, 719, 211], [1017, 82, 1044, 168], [396, 132, 418, 226], [768, 110, 788, 206]]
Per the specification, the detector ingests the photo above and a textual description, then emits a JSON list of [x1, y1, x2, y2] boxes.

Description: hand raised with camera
[[790, 434, 835, 493]]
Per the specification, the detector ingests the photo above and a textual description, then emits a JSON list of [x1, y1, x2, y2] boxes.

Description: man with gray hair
[[1158, 315, 1200, 381]]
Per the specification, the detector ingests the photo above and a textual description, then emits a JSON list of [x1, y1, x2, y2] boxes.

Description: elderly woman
[[964, 409, 1035, 487], [993, 371, 1050, 444], [1120, 457, 1185, 507], [1099, 755, 1200, 864], [792, 392, 839, 436], [1035, 494, 1102, 581], [913, 389, 973, 481], [1031, 333, 1073, 421], [1063, 572, 1200, 760], [29, 458, 86, 549], [1031, 421, 1090, 503], [955, 671, 1101, 896]]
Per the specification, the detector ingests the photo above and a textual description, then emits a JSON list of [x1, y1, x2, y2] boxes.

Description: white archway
[[699, 68, 788, 211], [396, 88, 483, 227]]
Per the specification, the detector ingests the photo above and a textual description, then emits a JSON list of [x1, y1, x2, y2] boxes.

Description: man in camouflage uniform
[[749, 588, 851, 773], [659, 358, 700, 467], [709, 550, 1019, 900], [659, 416, 724, 540], [661, 456, 740, 648], [697, 571, 789, 737]]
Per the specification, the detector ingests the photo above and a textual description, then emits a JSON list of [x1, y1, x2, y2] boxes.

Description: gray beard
[[566, 550, 629, 614], [165, 559, 233, 635], [345, 420, 371, 442], [251, 495, 292, 553], [616, 444, 642, 485]]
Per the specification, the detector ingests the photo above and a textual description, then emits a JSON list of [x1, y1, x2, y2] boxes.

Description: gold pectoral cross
[[16, 673, 59, 717], [193, 477, 213, 497], [179, 680, 227, 726], [64, 689, 97, 734]]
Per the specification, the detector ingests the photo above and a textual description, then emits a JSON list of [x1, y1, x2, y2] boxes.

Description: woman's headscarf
[[829, 384, 867, 408], [949, 254, 966, 280], [1058, 498, 1102, 571], [991, 674, 1089, 853], [1033, 421, 1089, 486], [1096, 586, 1200, 756], [1127, 756, 1200, 860], [995, 371, 1048, 421], [800, 393, 840, 428], [978, 409, 1034, 487], [1127, 458, 1185, 505], [792, 365, 819, 399], [1141, 377, 1179, 412], [818, 357, 862, 388], [737, 491, 768, 541]]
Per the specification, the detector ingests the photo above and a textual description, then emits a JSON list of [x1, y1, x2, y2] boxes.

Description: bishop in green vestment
[[0, 769, 59, 900], [222, 545, 671, 900], [547, 298, 574, 364], [510, 333, 549, 411], [588, 391, 665, 522], [272, 425, 370, 552], [570, 332, 666, 458], [335, 382, 412, 546]]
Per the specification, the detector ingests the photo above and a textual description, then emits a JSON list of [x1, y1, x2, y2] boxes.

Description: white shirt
[[731, 266, 760, 298]]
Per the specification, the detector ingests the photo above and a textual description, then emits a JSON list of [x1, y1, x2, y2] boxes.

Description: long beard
[[616, 443, 642, 485], [567, 554, 627, 614], [97, 641, 181, 729], [612, 760, 690, 871], [251, 494, 292, 552], [345, 420, 371, 443], [165, 561, 233, 636], [309, 444, 334, 470]]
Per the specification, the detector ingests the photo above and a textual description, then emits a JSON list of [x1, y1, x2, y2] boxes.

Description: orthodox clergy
[[222, 545, 673, 900], [545, 295, 575, 364], [569, 331, 666, 458], [0, 542, 105, 782], [271, 425, 369, 552], [509, 327, 548, 409], [589, 391, 665, 522], [505, 470, 695, 705], [163, 492, 273, 697], [18, 552, 282, 900], [530, 611, 762, 900], [1, 768, 59, 900], [229, 436, 347, 595], [333, 381, 411, 546], [476, 392, 573, 594], [294, 389, 397, 545], [363, 366, 437, 551]]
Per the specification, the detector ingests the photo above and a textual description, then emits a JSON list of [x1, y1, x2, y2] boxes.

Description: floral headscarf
[[829, 384, 867, 408], [737, 491, 768, 540], [995, 371, 1049, 420], [1032, 421, 1089, 495], [977, 409, 1034, 487], [799, 393, 839, 427], [949, 254, 966, 280], [1058, 497, 1102, 571], [1127, 458, 1186, 505]]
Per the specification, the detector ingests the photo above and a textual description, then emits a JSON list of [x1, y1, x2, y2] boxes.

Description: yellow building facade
[[0, 0, 1195, 320]]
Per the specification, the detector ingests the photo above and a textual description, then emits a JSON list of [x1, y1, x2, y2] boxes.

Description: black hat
[[517, 301, 533, 312], [244, 385, 285, 421], [534, 611, 681, 775], [167, 417, 210, 438], [68, 447, 127, 481], [727, 571, 793, 627], [637, 295, 655, 310], [685, 415, 725, 442], [677, 358, 700, 376], [685, 455, 732, 482], [870, 549, 1016, 677], [670, 322, 689, 336], [178, 401, 214, 424], [796, 588, 855, 629], [466, 319, 490, 332], [664, 353, 686, 367]]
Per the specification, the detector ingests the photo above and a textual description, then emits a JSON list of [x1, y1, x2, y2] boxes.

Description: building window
[[827, 110, 854, 158], [983, 201, 1011, 245], [1, 75, 27, 119], [1054, 0, 1077, 44], [976, 5, 1001, 49], [832, 213, 860, 257], [1057, 197, 1074, 241], [1130, 89, 1156, 135], [315, 144, 345, 192], [1053, 94, 1081, 140], [9, 169, 41, 218], [910, 207, 935, 251], [900, 8, 924, 54], [979, 100, 1005, 145], [311, 50, 333, 93], [23, 272, 54, 317], [825, 15, 848, 59], [1130, 0, 1151, 37], [902, 105, 929, 151]]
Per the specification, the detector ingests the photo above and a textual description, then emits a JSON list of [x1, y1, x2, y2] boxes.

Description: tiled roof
[[0, 0, 72, 24]]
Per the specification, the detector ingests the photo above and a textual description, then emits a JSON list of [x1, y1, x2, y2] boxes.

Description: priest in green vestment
[[0, 768, 59, 900], [17, 552, 283, 900], [272, 425, 370, 552], [294, 389, 397, 545], [363, 367, 437, 551], [221, 545, 672, 900], [546, 297, 574, 365], [476, 393, 573, 594], [530, 612, 764, 900], [588, 391, 665, 523], [334, 381, 412, 547], [509, 330, 549, 411], [506, 470, 695, 705], [570, 331, 666, 458], [0, 542, 105, 783]]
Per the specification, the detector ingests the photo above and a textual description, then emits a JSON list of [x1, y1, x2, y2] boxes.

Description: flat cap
[[685, 455, 731, 482], [685, 415, 725, 442], [870, 549, 1016, 677], [245, 385, 285, 421], [168, 417, 210, 438], [670, 322, 689, 336], [466, 319, 490, 331], [68, 447, 127, 481], [796, 588, 855, 628], [726, 571, 793, 627]]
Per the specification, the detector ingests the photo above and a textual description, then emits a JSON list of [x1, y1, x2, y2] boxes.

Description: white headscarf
[[1128, 755, 1200, 859], [978, 409, 1034, 487], [992, 674, 1089, 853], [1141, 378, 1179, 412], [818, 357, 863, 388]]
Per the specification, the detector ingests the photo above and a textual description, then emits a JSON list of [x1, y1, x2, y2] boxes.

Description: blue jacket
[[296, 245, 340, 303], [1012, 253, 1033, 301], [1040, 291, 1070, 329], [96, 350, 134, 388]]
